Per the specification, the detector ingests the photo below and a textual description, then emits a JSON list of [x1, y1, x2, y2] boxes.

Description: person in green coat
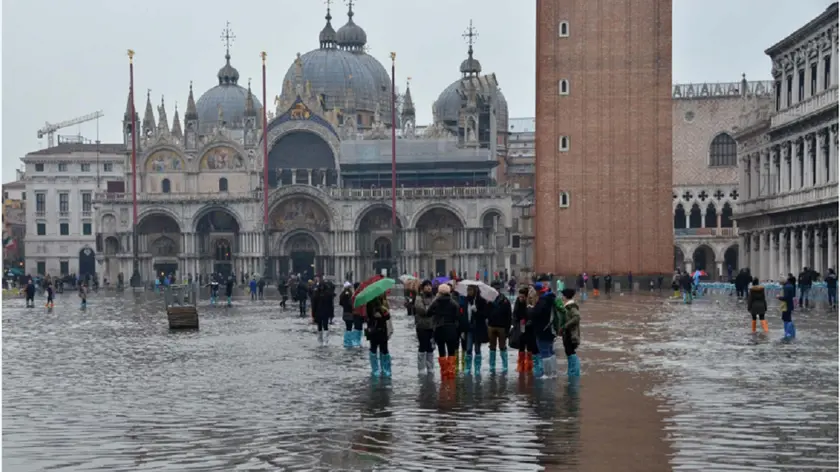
[[558, 288, 581, 377]]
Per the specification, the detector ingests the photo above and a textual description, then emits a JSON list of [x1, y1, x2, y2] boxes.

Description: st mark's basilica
[[93, 4, 514, 283]]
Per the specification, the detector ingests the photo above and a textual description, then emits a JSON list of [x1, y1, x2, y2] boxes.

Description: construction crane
[[37, 111, 104, 148]]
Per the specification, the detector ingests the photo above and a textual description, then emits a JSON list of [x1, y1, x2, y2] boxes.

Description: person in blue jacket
[[778, 275, 796, 340], [528, 280, 557, 378], [249, 277, 258, 300]]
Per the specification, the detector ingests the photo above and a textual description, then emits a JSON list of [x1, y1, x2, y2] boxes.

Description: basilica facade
[[93, 5, 513, 283]]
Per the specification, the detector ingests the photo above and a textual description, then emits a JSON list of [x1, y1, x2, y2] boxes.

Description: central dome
[[280, 5, 392, 126], [196, 53, 261, 129]]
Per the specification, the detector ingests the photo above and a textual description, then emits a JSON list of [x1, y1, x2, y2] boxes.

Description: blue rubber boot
[[533, 356, 544, 377], [473, 353, 482, 376], [354, 330, 363, 347], [343, 331, 352, 348], [783, 321, 796, 340], [500, 350, 509, 373], [568, 354, 581, 377], [227, 296, 232, 307], [543, 356, 555, 377], [488, 350, 497, 374], [380, 354, 392, 378], [464, 354, 473, 375], [369, 352, 380, 377], [210, 295, 216, 305]]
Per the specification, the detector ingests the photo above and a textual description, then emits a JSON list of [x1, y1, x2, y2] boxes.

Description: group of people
[[19, 274, 89, 309]]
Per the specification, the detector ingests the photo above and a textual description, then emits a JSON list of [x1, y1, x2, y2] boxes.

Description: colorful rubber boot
[[210, 295, 216, 305], [369, 352, 380, 377], [227, 296, 232, 306], [532, 355, 544, 378], [380, 354, 392, 378], [525, 352, 534, 373], [516, 351, 526, 373], [447, 356, 458, 379], [455, 352, 462, 373], [751, 320, 757, 333], [464, 354, 473, 375], [438, 357, 448, 378], [761, 320, 769, 333], [343, 331, 353, 348], [417, 352, 427, 375], [567, 354, 581, 377], [425, 352, 435, 374], [473, 353, 482, 376], [500, 350, 509, 373], [783, 321, 796, 339], [489, 350, 497, 374]]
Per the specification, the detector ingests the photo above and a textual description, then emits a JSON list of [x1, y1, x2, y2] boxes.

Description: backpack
[[547, 297, 566, 337]]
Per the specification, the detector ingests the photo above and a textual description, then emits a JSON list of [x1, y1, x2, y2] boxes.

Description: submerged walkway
[[2, 291, 836, 471]]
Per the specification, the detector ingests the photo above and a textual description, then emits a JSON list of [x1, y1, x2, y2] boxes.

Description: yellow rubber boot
[[761, 320, 769, 333], [751, 320, 757, 333]]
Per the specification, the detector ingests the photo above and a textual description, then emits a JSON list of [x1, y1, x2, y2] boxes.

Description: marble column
[[761, 149, 771, 195], [291, 169, 297, 185], [768, 231, 776, 282], [792, 139, 802, 190], [806, 134, 816, 188], [817, 130, 828, 185], [739, 233, 748, 271], [789, 227, 798, 276], [307, 170, 313, 186], [828, 224, 836, 271], [752, 153, 761, 197], [800, 226, 808, 273], [779, 229, 788, 277], [815, 225, 824, 274], [781, 144, 791, 192], [831, 125, 838, 183]]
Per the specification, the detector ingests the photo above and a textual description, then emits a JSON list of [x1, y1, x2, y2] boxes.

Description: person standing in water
[[429, 283, 460, 380], [558, 288, 581, 377], [746, 277, 769, 333], [413, 280, 436, 375], [366, 294, 392, 377], [208, 277, 220, 305], [24, 280, 36, 308], [487, 281, 513, 374], [78, 283, 87, 309], [225, 277, 234, 306], [463, 285, 489, 376], [513, 287, 539, 375], [778, 275, 796, 340], [314, 280, 335, 346], [529, 281, 557, 377], [825, 268, 837, 309], [340, 282, 355, 348]]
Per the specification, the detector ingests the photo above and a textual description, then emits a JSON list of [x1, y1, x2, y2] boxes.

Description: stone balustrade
[[674, 227, 739, 238], [737, 182, 837, 216], [94, 191, 259, 203], [771, 86, 839, 129]]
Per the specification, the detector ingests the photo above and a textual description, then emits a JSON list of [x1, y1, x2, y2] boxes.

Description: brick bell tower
[[534, 0, 673, 278]]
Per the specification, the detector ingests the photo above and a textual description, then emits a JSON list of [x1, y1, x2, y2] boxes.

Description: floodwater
[[2, 289, 837, 471]]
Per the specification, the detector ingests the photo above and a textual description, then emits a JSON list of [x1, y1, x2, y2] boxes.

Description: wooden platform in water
[[167, 306, 199, 330]]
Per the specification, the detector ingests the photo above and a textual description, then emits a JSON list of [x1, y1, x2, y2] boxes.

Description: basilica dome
[[195, 53, 262, 127], [434, 79, 509, 134], [279, 6, 392, 126]]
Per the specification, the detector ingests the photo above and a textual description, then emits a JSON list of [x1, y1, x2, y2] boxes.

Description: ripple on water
[[3, 293, 584, 471]]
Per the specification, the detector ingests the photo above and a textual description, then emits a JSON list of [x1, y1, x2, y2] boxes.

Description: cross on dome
[[221, 21, 236, 57], [462, 20, 478, 48]]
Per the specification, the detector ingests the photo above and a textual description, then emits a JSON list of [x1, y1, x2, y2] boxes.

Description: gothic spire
[[245, 78, 256, 116], [460, 20, 482, 77], [123, 87, 134, 121], [319, 0, 337, 49], [185, 81, 198, 120], [171, 103, 183, 139], [157, 95, 169, 132], [401, 78, 415, 119], [142, 89, 156, 131]]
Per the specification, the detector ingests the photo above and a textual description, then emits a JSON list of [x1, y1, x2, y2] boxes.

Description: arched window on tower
[[161, 178, 171, 194], [219, 177, 228, 192], [709, 133, 737, 167]]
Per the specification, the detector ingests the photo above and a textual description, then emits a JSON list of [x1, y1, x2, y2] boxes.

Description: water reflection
[[2, 292, 835, 471]]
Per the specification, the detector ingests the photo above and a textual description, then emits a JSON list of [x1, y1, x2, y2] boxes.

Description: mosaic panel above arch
[[270, 197, 331, 233], [145, 150, 185, 173], [200, 146, 246, 171]]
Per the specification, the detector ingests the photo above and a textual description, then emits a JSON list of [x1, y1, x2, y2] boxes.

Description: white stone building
[[21, 142, 126, 278], [734, 3, 839, 281], [671, 78, 774, 279], [93, 8, 514, 284]]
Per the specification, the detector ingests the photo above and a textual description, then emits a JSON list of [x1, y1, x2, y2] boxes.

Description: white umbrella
[[398, 274, 417, 283], [454, 280, 499, 300]]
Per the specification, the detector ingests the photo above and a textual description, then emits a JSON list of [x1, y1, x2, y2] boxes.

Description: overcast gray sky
[[1, 0, 834, 181]]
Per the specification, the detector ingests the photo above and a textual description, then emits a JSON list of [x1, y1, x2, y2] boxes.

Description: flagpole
[[261, 51, 270, 279], [128, 49, 142, 288], [390, 52, 397, 277]]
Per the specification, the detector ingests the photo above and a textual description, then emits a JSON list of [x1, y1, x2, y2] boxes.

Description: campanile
[[534, 0, 673, 276]]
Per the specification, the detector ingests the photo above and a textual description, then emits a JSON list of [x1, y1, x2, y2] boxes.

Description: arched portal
[[724, 245, 739, 277], [103, 236, 121, 285], [674, 246, 686, 272], [78, 247, 96, 280], [721, 202, 733, 228], [195, 208, 241, 279], [415, 207, 465, 278], [689, 204, 702, 229], [267, 131, 337, 187], [283, 231, 320, 280], [704, 203, 717, 229], [674, 204, 686, 230], [692, 245, 715, 274], [137, 212, 181, 280], [358, 206, 403, 277], [269, 196, 332, 278]]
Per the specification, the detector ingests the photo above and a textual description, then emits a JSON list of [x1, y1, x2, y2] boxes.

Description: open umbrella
[[454, 280, 499, 300], [692, 270, 707, 277], [353, 278, 396, 308], [352, 274, 384, 316], [433, 276, 449, 285], [398, 274, 417, 283]]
